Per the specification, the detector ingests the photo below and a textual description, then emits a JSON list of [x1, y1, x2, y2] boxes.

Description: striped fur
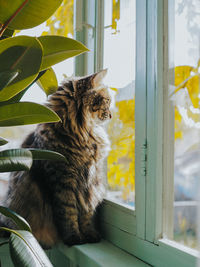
[[0, 70, 111, 248]]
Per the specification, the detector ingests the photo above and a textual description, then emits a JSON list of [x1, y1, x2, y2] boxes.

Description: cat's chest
[[92, 125, 110, 157]]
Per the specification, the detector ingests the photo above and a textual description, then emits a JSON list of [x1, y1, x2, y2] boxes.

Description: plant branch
[[0, 0, 29, 37]]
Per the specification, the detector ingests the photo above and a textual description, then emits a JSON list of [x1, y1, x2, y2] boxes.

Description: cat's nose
[[109, 112, 112, 119]]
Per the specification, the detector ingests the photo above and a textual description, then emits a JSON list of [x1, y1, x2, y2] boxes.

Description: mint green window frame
[[73, 0, 199, 266]]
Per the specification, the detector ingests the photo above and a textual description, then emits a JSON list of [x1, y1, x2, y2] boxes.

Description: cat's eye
[[106, 98, 111, 104]]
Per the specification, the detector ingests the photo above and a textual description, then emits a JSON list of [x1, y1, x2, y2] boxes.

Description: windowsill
[[57, 239, 151, 267], [1, 236, 199, 266], [0, 238, 150, 267], [104, 197, 135, 212], [105, 192, 135, 209], [0, 237, 150, 267]]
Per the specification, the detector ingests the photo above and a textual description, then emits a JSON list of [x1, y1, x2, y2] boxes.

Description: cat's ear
[[72, 69, 108, 95], [91, 69, 107, 87]]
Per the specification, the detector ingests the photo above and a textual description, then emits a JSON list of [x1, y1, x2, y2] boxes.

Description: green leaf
[[0, 70, 47, 106], [0, 136, 8, 146], [0, 240, 9, 247], [0, 36, 42, 101], [0, 149, 32, 172], [0, 229, 53, 267], [29, 149, 66, 162], [0, 70, 19, 91], [0, 206, 32, 232], [0, 102, 60, 127], [37, 67, 58, 96], [0, 0, 63, 30], [10, 231, 53, 267], [38, 36, 89, 71], [0, 28, 15, 40]]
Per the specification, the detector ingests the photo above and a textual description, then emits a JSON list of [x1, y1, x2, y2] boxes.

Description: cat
[[0, 69, 111, 248]]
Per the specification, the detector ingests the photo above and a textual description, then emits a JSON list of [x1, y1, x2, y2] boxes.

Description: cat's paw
[[83, 230, 101, 243], [64, 234, 84, 246], [40, 242, 52, 250]]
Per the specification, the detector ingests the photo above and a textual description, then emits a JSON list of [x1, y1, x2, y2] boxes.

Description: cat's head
[[49, 69, 112, 127], [73, 69, 112, 123]]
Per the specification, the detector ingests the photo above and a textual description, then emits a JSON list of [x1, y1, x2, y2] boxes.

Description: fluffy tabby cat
[[0, 69, 111, 248]]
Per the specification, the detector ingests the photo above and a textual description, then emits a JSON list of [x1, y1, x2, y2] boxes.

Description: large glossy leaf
[[0, 240, 9, 247], [38, 36, 89, 71], [0, 70, 47, 106], [0, 0, 63, 30], [0, 136, 8, 146], [29, 149, 66, 162], [0, 102, 60, 126], [10, 231, 53, 267], [0, 206, 31, 232], [0, 70, 19, 91], [0, 229, 53, 267], [37, 68, 58, 96], [0, 149, 32, 172], [0, 28, 15, 40], [0, 36, 42, 101]]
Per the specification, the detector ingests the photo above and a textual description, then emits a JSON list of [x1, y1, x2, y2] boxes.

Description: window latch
[[141, 140, 147, 176]]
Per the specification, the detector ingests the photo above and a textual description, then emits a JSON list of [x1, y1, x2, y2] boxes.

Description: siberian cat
[[0, 69, 111, 248]]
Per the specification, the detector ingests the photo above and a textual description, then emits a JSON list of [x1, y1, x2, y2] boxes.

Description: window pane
[[170, 0, 200, 249], [103, 0, 136, 207]]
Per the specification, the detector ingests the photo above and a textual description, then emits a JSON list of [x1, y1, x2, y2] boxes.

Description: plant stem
[[0, 0, 29, 37]]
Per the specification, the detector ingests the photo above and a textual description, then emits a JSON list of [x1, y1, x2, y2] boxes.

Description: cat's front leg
[[52, 191, 83, 246], [79, 210, 101, 243]]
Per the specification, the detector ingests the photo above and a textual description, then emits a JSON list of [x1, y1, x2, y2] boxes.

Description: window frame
[[73, 0, 199, 266]]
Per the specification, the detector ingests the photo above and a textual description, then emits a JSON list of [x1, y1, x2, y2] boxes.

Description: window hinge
[[141, 140, 147, 176]]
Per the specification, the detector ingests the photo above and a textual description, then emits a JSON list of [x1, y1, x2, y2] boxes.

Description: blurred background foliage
[[43, 0, 121, 37], [174, 61, 200, 140], [107, 98, 135, 203], [111, 0, 120, 34], [43, 0, 74, 37]]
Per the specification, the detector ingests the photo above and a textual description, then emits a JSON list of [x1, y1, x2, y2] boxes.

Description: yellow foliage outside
[[175, 64, 200, 109], [107, 62, 200, 202], [107, 99, 135, 203], [112, 0, 120, 34], [43, 0, 120, 35], [174, 107, 183, 140], [42, 0, 74, 37], [174, 62, 200, 140]]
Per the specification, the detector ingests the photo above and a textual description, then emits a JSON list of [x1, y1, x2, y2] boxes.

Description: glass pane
[[103, 0, 136, 207], [170, 0, 200, 249], [0, 1, 74, 201]]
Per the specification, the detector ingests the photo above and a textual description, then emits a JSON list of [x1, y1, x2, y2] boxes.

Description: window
[[74, 0, 200, 266], [74, 0, 138, 242]]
